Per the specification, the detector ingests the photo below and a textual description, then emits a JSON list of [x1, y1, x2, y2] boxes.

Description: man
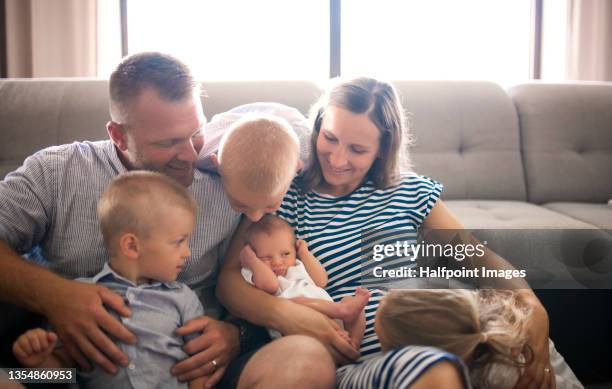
[[0, 52, 337, 388]]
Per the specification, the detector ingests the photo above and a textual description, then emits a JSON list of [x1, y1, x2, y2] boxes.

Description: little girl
[[376, 289, 583, 389]]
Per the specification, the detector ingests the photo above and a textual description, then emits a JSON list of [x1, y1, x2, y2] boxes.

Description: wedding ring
[[543, 367, 551, 373], [211, 359, 218, 370]]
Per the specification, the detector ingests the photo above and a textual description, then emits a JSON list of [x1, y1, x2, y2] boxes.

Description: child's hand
[[296, 239, 310, 258], [12, 329, 58, 367]]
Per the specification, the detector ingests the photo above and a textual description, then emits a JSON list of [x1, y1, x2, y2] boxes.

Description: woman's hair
[[299, 77, 413, 193], [377, 289, 532, 389]]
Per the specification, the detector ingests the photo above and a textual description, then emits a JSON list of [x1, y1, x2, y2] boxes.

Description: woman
[[218, 77, 557, 388]]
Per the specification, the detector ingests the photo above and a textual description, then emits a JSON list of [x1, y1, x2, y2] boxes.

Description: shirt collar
[[93, 263, 181, 289]]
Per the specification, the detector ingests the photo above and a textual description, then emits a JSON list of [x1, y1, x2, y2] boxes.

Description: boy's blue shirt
[[75, 263, 204, 389]]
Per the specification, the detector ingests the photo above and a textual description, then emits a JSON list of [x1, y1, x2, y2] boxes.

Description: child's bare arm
[[296, 240, 328, 287], [241, 245, 280, 294], [12, 329, 72, 368]]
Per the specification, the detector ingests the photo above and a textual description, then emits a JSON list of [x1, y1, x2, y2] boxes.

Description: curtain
[[567, 0, 612, 81], [5, 0, 97, 77]]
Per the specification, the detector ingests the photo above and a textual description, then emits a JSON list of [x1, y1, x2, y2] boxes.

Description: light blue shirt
[[76, 263, 204, 389]]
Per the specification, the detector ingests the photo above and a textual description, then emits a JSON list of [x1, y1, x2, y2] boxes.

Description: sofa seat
[[543, 202, 612, 230], [445, 200, 597, 229]]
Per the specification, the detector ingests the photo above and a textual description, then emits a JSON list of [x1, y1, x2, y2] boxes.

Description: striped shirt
[[0, 140, 240, 318], [276, 172, 444, 357], [337, 345, 471, 388]]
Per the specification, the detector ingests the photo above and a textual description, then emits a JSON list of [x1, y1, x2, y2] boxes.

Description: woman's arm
[[422, 200, 553, 389], [216, 217, 360, 364]]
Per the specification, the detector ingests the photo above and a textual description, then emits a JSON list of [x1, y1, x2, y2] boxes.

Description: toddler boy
[[12, 171, 205, 389]]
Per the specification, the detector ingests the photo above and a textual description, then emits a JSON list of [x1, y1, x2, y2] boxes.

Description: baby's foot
[[336, 288, 370, 324]]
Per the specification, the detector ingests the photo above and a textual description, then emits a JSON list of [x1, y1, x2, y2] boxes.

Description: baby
[[12, 171, 205, 389], [240, 214, 370, 349], [376, 289, 583, 389]]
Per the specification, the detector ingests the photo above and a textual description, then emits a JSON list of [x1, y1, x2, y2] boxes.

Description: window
[[125, 0, 329, 81], [342, 0, 533, 85]]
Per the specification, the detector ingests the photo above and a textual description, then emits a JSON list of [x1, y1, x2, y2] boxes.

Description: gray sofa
[[1, 79, 611, 384]]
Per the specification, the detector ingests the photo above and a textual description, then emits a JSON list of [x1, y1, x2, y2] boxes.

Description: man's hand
[[172, 317, 240, 388], [12, 328, 58, 367], [41, 279, 135, 373], [278, 300, 360, 365]]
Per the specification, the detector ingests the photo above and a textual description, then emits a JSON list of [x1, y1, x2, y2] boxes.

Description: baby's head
[[245, 215, 297, 277], [214, 114, 302, 222], [376, 289, 532, 389], [97, 171, 198, 284]]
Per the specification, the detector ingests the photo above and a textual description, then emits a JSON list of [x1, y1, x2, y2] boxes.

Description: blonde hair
[[378, 289, 532, 389], [97, 171, 198, 255], [218, 114, 300, 196]]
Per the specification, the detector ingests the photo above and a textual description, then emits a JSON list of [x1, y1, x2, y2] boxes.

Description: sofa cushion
[[200, 81, 322, 118], [394, 81, 526, 201], [543, 202, 612, 229], [0, 79, 109, 179], [509, 82, 612, 204]]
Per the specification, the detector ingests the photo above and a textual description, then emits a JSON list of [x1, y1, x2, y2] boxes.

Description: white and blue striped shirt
[[276, 172, 444, 357], [0, 140, 240, 318]]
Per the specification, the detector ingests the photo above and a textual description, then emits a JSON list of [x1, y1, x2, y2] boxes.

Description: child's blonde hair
[[377, 289, 532, 389], [218, 114, 300, 196], [97, 171, 198, 255]]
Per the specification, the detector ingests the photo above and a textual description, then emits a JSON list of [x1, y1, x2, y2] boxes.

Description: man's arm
[[0, 240, 135, 373], [216, 217, 360, 364]]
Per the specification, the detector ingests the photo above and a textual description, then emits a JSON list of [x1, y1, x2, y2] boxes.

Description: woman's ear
[[118, 233, 140, 259]]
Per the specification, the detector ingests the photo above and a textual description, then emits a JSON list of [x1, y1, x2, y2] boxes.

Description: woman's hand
[[514, 292, 556, 389]]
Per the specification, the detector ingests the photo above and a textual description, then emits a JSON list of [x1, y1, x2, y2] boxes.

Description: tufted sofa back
[[509, 83, 612, 204], [396, 81, 527, 201]]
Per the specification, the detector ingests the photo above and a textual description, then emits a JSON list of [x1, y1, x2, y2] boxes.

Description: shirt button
[[128, 363, 135, 370]]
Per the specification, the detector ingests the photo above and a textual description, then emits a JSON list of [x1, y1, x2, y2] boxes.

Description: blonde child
[[240, 215, 370, 349], [376, 289, 583, 389], [12, 171, 205, 389], [208, 112, 305, 222]]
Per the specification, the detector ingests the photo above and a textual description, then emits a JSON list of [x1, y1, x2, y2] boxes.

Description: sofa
[[1, 79, 611, 385]]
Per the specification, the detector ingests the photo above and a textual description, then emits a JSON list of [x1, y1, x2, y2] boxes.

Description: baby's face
[[250, 228, 297, 276], [138, 205, 195, 283]]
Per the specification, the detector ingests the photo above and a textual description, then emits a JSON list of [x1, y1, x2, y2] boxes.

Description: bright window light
[[126, 0, 329, 81], [342, 0, 533, 85]]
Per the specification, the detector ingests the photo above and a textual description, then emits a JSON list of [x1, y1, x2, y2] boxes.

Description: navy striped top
[[277, 172, 444, 358]]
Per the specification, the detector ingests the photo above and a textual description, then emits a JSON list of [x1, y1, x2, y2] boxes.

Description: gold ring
[[544, 368, 551, 373], [211, 359, 218, 370]]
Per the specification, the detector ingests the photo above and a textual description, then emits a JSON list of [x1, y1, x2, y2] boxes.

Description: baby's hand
[[240, 244, 260, 269], [296, 239, 310, 258], [12, 328, 58, 367]]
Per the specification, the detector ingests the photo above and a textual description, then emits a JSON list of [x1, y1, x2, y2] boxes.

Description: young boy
[[240, 215, 370, 349], [12, 171, 205, 389], [198, 103, 308, 222]]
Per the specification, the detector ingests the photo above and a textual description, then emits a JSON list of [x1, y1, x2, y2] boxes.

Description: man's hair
[[300, 77, 413, 193], [245, 215, 295, 246], [218, 114, 300, 196], [378, 289, 532, 389], [109, 52, 199, 123], [97, 171, 198, 255]]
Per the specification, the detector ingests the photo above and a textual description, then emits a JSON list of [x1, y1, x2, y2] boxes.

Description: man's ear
[[118, 233, 140, 259], [211, 153, 220, 169], [107, 121, 129, 151]]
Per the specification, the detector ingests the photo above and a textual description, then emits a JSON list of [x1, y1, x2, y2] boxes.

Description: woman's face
[[316, 106, 381, 195]]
